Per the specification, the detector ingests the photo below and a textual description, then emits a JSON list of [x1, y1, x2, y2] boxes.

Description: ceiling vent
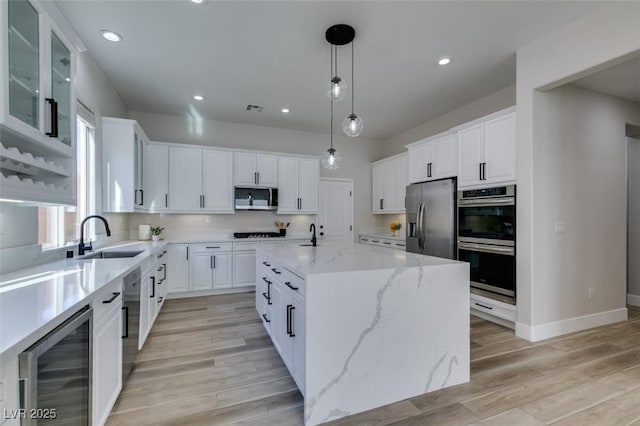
[[246, 104, 264, 112]]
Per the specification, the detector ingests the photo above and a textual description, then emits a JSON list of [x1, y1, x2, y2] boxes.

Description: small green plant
[[150, 226, 165, 236]]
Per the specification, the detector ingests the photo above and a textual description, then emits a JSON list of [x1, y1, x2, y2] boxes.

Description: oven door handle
[[459, 242, 515, 256], [458, 198, 515, 207]]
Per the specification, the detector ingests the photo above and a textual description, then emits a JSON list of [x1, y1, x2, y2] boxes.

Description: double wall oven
[[457, 185, 516, 301]]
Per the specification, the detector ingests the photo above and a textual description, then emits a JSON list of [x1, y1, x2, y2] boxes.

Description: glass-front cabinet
[[0, 0, 78, 205]]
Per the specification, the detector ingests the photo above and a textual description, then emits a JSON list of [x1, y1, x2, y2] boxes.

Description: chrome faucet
[[78, 215, 111, 256], [309, 223, 317, 247]]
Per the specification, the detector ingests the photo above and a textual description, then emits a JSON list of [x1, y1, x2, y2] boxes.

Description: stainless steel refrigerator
[[406, 178, 457, 259]]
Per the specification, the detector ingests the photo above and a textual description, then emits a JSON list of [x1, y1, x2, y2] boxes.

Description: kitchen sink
[[80, 250, 144, 259]]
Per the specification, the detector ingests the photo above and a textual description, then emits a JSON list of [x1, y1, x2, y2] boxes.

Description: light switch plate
[[555, 222, 567, 234]]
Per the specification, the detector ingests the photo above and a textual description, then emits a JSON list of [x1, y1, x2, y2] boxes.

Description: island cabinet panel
[[167, 244, 189, 293]]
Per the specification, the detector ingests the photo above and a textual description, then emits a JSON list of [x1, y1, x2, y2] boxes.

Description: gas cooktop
[[234, 232, 283, 239]]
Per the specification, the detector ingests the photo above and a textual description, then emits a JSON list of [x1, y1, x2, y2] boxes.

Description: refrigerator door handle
[[417, 203, 425, 250], [420, 202, 427, 250]]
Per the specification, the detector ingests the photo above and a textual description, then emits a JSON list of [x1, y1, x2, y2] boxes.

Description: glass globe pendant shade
[[321, 148, 342, 170], [342, 113, 363, 137], [326, 76, 347, 102]]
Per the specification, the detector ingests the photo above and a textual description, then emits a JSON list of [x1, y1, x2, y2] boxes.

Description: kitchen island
[[255, 241, 470, 425]]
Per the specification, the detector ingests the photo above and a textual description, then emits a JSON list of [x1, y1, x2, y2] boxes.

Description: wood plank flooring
[[106, 293, 640, 425]]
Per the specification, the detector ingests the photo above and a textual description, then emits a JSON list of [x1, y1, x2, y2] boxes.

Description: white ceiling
[[56, 1, 603, 140], [572, 58, 640, 103]]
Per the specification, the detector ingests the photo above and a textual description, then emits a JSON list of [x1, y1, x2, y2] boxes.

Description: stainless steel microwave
[[234, 187, 278, 211]]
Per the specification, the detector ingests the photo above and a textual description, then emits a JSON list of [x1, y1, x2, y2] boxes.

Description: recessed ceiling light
[[193, 95, 204, 101], [100, 30, 123, 42], [281, 108, 290, 114], [437, 57, 452, 66], [190, 0, 206, 4], [65, 77, 71, 82]]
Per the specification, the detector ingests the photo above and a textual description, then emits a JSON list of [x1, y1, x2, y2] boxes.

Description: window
[[38, 113, 96, 249]]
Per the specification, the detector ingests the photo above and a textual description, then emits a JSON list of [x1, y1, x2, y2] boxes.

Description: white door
[[277, 157, 299, 213], [93, 305, 122, 426], [203, 149, 233, 212], [169, 146, 202, 210], [458, 123, 485, 187], [381, 160, 395, 211], [145, 144, 169, 211], [431, 134, 458, 179], [319, 179, 354, 241], [298, 158, 319, 213], [392, 156, 408, 211], [409, 144, 430, 183], [371, 162, 385, 213], [235, 152, 257, 186], [191, 253, 213, 290], [233, 251, 256, 287], [256, 154, 278, 186], [484, 112, 516, 183], [212, 253, 232, 288], [292, 300, 306, 390], [167, 244, 189, 293]]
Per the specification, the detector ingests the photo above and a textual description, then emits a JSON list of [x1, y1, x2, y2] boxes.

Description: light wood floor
[[106, 293, 640, 425]]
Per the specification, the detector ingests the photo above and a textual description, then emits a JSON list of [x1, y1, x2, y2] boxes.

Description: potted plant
[[150, 226, 165, 241], [389, 221, 402, 236]]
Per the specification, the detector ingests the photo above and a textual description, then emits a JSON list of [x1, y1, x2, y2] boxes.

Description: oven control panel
[[461, 185, 514, 199]]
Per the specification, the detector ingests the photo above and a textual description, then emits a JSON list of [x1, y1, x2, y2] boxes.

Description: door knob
[[320, 232, 324, 236], [320, 225, 324, 229]]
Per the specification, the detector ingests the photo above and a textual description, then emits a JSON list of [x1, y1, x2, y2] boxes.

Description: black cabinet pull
[[210, 256, 213, 269], [158, 296, 163, 304], [286, 304, 292, 336], [383, 242, 392, 245], [262, 261, 271, 267], [102, 292, 121, 304], [475, 302, 494, 310], [150, 276, 155, 298], [262, 292, 270, 301], [140, 189, 144, 206], [165, 193, 168, 207], [45, 98, 59, 137], [262, 276, 271, 284], [157, 266, 163, 272], [262, 313, 271, 323], [271, 267, 281, 275], [206, 246, 220, 249], [284, 281, 299, 291], [186, 246, 189, 260], [122, 306, 129, 338], [482, 163, 487, 180], [163, 263, 167, 281], [479, 163, 483, 180]]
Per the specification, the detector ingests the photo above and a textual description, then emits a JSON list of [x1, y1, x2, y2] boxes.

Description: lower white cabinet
[[233, 250, 257, 287], [191, 249, 233, 290], [167, 243, 190, 293], [92, 282, 123, 426], [257, 254, 306, 393]]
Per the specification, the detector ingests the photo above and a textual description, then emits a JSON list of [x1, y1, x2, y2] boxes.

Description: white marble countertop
[[359, 232, 406, 242], [0, 241, 168, 355], [257, 241, 461, 277]]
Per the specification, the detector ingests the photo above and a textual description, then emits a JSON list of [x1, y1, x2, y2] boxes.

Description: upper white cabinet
[[0, 0, 78, 205], [102, 117, 150, 212], [235, 152, 278, 187], [371, 153, 408, 214], [145, 143, 169, 212], [457, 110, 516, 188], [168, 146, 233, 213], [408, 133, 458, 183], [277, 156, 319, 214]]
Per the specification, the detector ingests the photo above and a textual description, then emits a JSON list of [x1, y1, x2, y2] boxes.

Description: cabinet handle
[[102, 292, 121, 304], [262, 313, 271, 323], [284, 281, 299, 291], [262, 261, 271, 267], [254, 172, 258, 184], [210, 256, 213, 269], [165, 194, 168, 208], [482, 163, 487, 180], [271, 267, 281, 275], [186, 246, 189, 260], [122, 306, 129, 338], [286, 304, 292, 336], [163, 263, 167, 281], [380, 199, 384, 210], [262, 276, 272, 284], [157, 266, 163, 272], [150, 276, 155, 298], [206, 246, 220, 249], [383, 241, 392, 245], [158, 296, 163, 304], [213, 255, 216, 269], [140, 189, 144, 206], [479, 163, 483, 180], [475, 302, 494, 310], [202, 195, 205, 208], [257, 172, 260, 184], [45, 98, 59, 137]]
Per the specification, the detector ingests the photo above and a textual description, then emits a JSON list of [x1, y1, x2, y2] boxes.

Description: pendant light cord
[[330, 44, 334, 150], [351, 41, 355, 115]]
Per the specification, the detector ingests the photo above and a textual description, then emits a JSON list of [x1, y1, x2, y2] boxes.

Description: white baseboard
[[515, 307, 628, 342], [627, 294, 640, 307]]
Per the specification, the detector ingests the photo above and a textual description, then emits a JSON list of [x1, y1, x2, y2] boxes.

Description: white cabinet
[[102, 118, 150, 212], [168, 146, 233, 213], [92, 282, 122, 426], [145, 143, 169, 211], [167, 243, 189, 293], [235, 152, 278, 187], [233, 250, 256, 287], [277, 156, 319, 214], [190, 245, 233, 290], [371, 153, 408, 214], [408, 133, 458, 184], [0, 0, 77, 205], [457, 110, 516, 188]]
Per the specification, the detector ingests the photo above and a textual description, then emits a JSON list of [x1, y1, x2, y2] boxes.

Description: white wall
[[629, 137, 640, 298], [128, 111, 382, 239], [516, 2, 640, 340], [532, 85, 639, 327], [0, 51, 129, 274]]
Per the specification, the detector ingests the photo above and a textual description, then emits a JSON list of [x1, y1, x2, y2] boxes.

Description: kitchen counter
[[0, 241, 168, 356], [257, 241, 470, 425]]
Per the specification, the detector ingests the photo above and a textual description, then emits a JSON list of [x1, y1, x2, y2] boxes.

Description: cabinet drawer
[[192, 242, 233, 252], [233, 242, 258, 251], [281, 268, 305, 299], [93, 280, 123, 325], [470, 294, 516, 323]]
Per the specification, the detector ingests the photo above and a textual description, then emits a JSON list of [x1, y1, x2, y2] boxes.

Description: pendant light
[[326, 44, 347, 102], [322, 49, 342, 170], [342, 41, 363, 137]]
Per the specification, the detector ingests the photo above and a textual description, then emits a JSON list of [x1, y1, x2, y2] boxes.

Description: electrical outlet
[[555, 222, 567, 234], [206, 216, 212, 224], [588, 288, 594, 300]]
